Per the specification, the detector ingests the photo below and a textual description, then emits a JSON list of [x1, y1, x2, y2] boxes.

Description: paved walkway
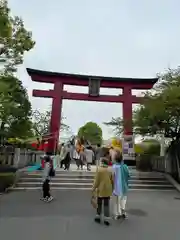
[[0, 190, 180, 239]]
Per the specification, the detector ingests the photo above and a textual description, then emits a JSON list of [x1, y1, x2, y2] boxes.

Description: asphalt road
[[0, 190, 180, 240]]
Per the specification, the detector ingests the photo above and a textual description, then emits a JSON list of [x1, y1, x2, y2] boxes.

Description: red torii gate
[[27, 68, 158, 153]]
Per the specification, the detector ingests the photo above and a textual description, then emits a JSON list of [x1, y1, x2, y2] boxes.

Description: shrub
[[0, 173, 15, 192], [136, 154, 152, 171]]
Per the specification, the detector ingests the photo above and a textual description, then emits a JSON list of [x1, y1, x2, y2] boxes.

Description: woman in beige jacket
[[92, 158, 114, 226]]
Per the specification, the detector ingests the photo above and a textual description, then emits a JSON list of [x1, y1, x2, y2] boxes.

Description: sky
[[8, 0, 180, 140]]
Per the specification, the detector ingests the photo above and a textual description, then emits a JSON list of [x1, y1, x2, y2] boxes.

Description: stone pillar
[[48, 81, 63, 154], [122, 86, 133, 135], [13, 148, 20, 168]]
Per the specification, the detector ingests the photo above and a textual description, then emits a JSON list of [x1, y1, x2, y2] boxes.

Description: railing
[[151, 156, 166, 172], [0, 148, 44, 169]]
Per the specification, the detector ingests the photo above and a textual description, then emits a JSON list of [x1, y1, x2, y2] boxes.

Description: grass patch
[[0, 172, 15, 177]]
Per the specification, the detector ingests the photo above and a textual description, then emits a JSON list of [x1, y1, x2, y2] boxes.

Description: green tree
[[134, 67, 180, 140], [78, 122, 102, 145], [0, 0, 35, 141], [103, 117, 133, 136], [103, 117, 124, 136], [31, 110, 70, 136], [0, 0, 35, 73], [0, 0, 12, 39], [0, 75, 32, 139]]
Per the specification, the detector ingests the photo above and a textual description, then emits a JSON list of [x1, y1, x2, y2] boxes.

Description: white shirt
[[84, 149, 94, 163], [73, 149, 80, 159]]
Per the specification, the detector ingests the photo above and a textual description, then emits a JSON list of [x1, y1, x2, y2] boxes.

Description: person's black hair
[[61, 143, 65, 146], [97, 144, 101, 147], [44, 155, 51, 162], [46, 152, 52, 156], [86, 145, 92, 150]]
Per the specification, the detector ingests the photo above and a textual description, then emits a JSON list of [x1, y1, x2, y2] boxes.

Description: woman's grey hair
[[115, 151, 123, 163]]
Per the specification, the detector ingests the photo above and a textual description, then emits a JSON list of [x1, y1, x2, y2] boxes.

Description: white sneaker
[[47, 196, 54, 202], [40, 197, 48, 202]]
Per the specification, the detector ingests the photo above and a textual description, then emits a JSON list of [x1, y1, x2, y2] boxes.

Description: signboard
[[122, 135, 135, 160], [88, 78, 100, 96]]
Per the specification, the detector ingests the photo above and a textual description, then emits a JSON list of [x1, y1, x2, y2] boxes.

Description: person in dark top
[[95, 144, 102, 167], [41, 155, 53, 202]]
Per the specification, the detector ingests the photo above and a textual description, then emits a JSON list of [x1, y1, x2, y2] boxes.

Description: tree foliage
[[78, 122, 102, 145], [31, 110, 70, 136], [103, 117, 124, 136], [0, 1, 35, 140], [0, 74, 32, 139], [0, 0, 35, 72], [103, 117, 133, 136], [134, 67, 180, 140]]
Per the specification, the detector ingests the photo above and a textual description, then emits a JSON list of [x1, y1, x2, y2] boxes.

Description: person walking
[[84, 146, 94, 171], [112, 151, 130, 219], [95, 144, 102, 167], [64, 144, 71, 170], [72, 148, 81, 170], [41, 155, 53, 202], [60, 143, 66, 168], [92, 158, 114, 226]]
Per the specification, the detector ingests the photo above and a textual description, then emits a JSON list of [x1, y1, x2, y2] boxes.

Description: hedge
[[0, 173, 16, 193]]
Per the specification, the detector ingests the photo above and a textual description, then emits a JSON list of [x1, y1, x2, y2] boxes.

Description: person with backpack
[[112, 151, 130, 219], [41, 154, 55, 202]]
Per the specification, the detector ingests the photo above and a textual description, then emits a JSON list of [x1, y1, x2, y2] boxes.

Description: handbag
[[91, 195, 97, 209]]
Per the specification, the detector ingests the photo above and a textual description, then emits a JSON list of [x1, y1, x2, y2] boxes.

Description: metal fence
[[151, 156, 166, 172], [150, 154, 180, 182]]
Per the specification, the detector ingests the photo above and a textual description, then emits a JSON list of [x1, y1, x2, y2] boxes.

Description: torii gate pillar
[[48, 82, 63, 153]]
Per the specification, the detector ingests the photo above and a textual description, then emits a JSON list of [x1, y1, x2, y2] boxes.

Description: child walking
[[41, 155, 54, 202], [92, 158, 113, 226], [112, 152, 130, 219]]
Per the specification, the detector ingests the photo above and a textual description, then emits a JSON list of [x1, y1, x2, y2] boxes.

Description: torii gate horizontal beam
[[33, 89, 141, 103]]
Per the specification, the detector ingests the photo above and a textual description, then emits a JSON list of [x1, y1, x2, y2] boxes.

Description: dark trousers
[[75, 158, 83, 169], [42, 179, 50, 198], [64, 152, 71, 170], [87, 163, 91, 170], [60, 159, 64, 168], [97, 197, 110, 218]]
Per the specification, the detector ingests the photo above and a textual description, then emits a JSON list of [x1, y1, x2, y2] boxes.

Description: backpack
[[49, 166, 55, 177]]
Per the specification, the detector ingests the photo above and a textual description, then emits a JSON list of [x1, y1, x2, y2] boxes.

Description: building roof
[[27, 68, 158, 84]]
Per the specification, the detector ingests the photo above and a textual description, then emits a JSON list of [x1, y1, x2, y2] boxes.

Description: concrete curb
[[164, 173, 180, 192]]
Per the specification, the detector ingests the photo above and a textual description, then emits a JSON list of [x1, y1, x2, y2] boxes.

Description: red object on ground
[[108, 161, 113, 166]]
